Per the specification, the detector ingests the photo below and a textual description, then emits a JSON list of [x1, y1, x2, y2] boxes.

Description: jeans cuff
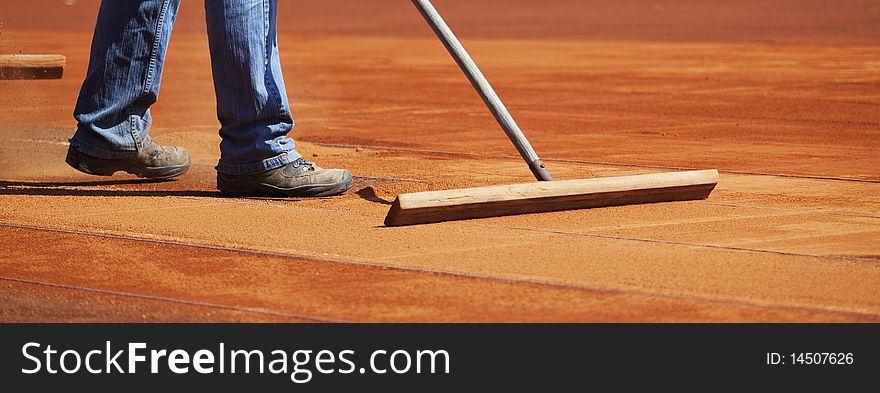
[[215, 150, 302, 176], [68, 136, 138, 159]]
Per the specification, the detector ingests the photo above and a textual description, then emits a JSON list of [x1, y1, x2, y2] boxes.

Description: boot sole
[[66, 148, 191, 180], [217, 171, 353, 197]]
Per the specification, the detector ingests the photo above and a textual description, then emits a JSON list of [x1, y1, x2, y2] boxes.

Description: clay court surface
[[1, 0, 879, 322]]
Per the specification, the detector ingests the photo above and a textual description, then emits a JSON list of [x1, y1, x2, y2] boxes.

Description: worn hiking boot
[[216, 158, 352, 197], [65, 137, 191, 179]]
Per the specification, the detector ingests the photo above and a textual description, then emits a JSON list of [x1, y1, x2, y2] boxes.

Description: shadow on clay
[[355, 186, 393, 205]]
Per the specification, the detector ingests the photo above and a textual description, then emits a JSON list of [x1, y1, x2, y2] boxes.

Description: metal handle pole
[[412, 0, 553, 181]]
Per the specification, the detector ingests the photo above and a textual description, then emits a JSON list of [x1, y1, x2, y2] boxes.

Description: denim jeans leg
[[71, 0, 181, 159], [206, 0, 301, 176]]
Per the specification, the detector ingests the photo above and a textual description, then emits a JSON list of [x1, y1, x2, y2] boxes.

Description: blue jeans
[[70, 0, 301, 175]]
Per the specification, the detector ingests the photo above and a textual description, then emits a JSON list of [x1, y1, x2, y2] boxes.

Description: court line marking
[[51, 190, 872, 264], [698, 202, 880, 220], [2, 222, 878, 321], [0, 276, 343, 323], [3, 180, 876, 262], [491, 225, 880, 264]]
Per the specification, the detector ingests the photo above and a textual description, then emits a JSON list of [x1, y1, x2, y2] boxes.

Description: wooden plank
[[0, 54, 66, 80], [384, 169, 719, 226]]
